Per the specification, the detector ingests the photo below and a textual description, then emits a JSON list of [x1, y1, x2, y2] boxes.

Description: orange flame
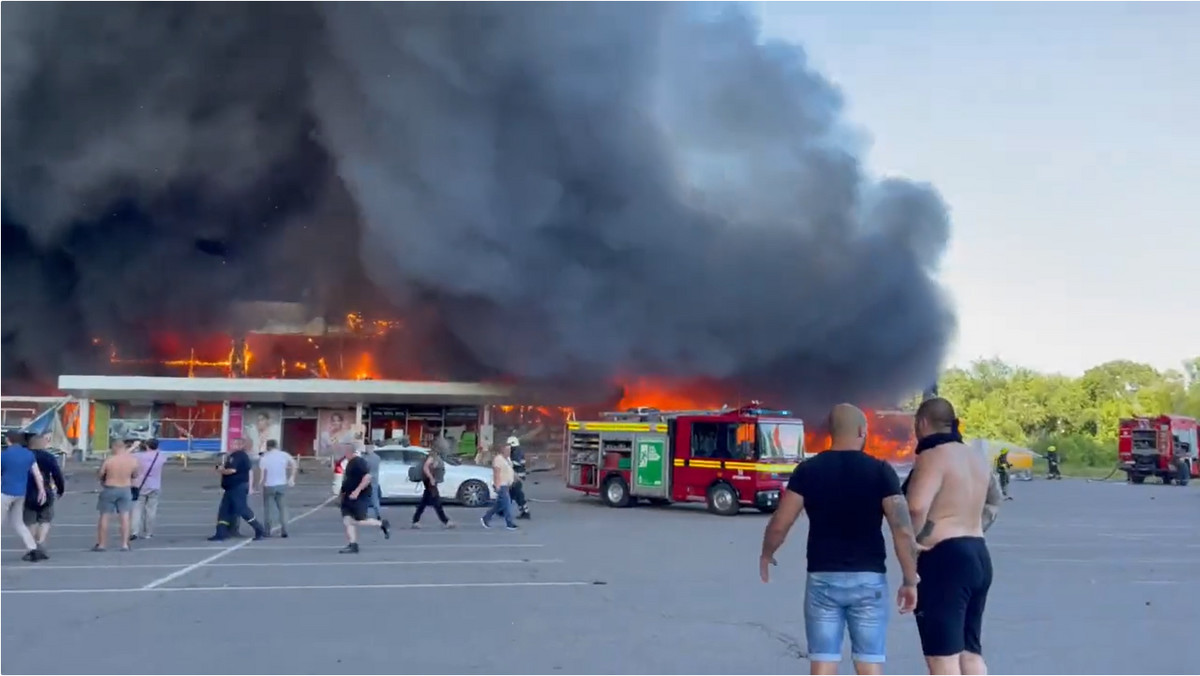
[[616, 377, 728, 411], [804, 409, 916, 464]]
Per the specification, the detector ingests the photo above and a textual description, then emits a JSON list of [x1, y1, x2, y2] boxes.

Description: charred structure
[[2, 3, 955, 415]]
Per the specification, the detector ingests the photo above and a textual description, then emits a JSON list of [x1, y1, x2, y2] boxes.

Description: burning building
[[3, 4, 956, 456]]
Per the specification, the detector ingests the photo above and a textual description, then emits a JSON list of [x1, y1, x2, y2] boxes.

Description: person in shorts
[[760, 404, 920, 675], [94, 438, 140, 551], [23, 433, 65, 551], [904, 397, 1001, 675], [337, 443, 389, 553]]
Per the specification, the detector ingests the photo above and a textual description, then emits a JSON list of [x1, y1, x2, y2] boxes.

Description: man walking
[[95, 438, 140, 552], [256, 439, 297, 537], [904, 397, 1003, 676], [760, 404, 919, 675], [209, 437, 266, 541], [481, 438, 519, 530], [3, 430, 47, 561], [411, 437, 454, 529], [131, 438, 165, 541], [360, 443, 383, 520], [24, 433, 65, 553], [337, 443, 390, 553], [507, 436, 531, 520]]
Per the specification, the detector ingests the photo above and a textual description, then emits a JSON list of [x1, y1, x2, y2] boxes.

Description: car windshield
[[757, 422, 804, 460]]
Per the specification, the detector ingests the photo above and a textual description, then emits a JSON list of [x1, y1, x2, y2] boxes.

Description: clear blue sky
[[757, 2, 1200, 376]]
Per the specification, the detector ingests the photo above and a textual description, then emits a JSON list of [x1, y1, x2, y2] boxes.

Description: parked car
[[374, 445, 494, 507]]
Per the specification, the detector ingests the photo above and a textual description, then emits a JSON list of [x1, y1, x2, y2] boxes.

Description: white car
[[373, 445, 495, 507]]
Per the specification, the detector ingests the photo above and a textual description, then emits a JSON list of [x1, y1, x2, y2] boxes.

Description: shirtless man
[[95, 438, 141, 551], [904, 398, 1004, 675]]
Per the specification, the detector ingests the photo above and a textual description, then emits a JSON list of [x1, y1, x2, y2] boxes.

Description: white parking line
[[2, 581, 593, 595], [139, 495, 335, 590], [5, 558, 564, 571], [4, 543, 544, 553]]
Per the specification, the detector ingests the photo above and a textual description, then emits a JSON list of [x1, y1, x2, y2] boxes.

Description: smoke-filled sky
[[1, 2, 955, 411]]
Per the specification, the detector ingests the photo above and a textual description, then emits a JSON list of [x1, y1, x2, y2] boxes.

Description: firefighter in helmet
[[1046, 444, 1062, 480], [507, 436, 531, 520], [995, 447, 1014, 500]]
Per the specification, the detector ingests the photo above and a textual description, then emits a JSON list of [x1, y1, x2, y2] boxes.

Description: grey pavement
[[1, 466, 1196, 674]]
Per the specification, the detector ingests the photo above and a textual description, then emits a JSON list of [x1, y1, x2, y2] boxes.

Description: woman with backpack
[[411, 437, 454, 529]]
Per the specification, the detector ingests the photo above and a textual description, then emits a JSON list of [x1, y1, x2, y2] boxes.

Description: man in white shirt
[[255, 439, 297, 537]]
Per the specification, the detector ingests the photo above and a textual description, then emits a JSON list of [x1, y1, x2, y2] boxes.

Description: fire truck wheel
[[1130, 473, 1145, 484], [706, 483, 740, 517], [601, 475, 633, 508]]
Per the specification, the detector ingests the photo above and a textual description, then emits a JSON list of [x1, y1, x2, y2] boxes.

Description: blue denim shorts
[[804, 571, 889, 664]]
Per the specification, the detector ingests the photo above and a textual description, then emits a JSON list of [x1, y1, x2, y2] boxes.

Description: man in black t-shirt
[[337, 444, 390, 554], [760, 404, 921, 675], [209, 438, 266, 541]]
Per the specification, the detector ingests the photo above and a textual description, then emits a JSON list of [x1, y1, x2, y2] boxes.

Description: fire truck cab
[[1118, 415, 1199, 485], [565, 405, 804, 516]]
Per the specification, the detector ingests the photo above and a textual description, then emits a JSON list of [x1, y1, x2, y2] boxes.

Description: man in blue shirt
[[2, 430, 47, 561]]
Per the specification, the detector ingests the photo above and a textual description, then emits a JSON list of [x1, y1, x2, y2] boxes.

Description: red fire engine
[[1118, 415, 1198, 485], [565, 405, 804, 516]]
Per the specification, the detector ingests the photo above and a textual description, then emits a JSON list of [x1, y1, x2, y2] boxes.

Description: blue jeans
[[368, 482, 382, 519], [804, 571, 889, 664], [482, 485, 516, 527]]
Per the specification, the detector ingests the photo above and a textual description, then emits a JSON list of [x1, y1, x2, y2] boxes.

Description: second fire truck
[[1118, 415, 1198, 485], [565, 405, 804, 516]]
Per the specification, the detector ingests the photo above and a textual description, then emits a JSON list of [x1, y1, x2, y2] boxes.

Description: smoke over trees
[[1, 2, 956, 412]]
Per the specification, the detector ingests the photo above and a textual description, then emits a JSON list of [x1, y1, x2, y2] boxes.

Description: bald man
[[905, 398, 1002, 676], [760, 404, 920, 676]]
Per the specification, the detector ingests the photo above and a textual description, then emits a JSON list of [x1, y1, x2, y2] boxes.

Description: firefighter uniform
[[996, 449, 1013, 500], [507, 436, 531, 520], [1046, 445, 1062, 480]]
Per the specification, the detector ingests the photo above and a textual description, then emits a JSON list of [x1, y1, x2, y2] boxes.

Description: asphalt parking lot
[[2, 465, 1197, 674]]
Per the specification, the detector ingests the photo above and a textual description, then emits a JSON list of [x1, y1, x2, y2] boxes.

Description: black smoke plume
[[2, 2, 955, 411]]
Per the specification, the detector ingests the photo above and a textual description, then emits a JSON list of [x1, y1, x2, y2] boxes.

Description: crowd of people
[[761, 397, 1003, 676], [6, 396, 1004, 674], [1, 429, 534, 561]]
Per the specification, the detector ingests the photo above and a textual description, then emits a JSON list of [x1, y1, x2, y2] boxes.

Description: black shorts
[[340, 495, 369, 521], [23, 501, 54, 525], [915, 536, 993, 657]]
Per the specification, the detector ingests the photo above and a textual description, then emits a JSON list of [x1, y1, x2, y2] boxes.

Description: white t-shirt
[[492, 454, 515, 487], [259, 449, 295, 487]]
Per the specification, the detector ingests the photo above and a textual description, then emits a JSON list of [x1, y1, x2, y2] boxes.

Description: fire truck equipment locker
[[631, 433, 670, 499]]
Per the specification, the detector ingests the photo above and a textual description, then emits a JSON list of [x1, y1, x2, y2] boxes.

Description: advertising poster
[[242, 404, 282, 456], [317, 408, 356, 456], [225, 404, 244, 451]]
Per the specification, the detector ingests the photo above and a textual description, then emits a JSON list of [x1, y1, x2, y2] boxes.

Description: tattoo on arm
[[916, 519, 936, 545], [883, 495, 920, 582]]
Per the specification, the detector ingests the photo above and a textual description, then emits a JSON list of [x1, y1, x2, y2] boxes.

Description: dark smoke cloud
[[2, 2, 955, 411]]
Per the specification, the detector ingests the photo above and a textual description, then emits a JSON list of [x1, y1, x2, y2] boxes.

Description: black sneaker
[[381, 519, 391, 539], [34, 548, 49, 561], [129, 534, 138, 541], [339, 543, 360, 554], [206, 535, 226, 542], [21, 550, 38, 562], [505, 524, 520, 531], [517, 511, 531, 520], [280, 531, 289, 538], [91, 544, 105, 552]]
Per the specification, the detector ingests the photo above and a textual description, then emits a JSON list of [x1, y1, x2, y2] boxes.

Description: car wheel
[[706, 482, 740, 516], [457, 480, 489, 507]]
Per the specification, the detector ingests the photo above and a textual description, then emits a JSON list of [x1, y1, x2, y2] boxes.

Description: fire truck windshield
[[758, 422, 804, 460]]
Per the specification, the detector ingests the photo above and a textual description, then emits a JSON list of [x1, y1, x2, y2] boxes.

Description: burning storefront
[[57, 375, 512, 459]]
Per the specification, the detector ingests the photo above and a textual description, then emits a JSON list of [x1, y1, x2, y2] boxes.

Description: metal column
[[78, 398, 92, 460], [220, 400, 231, 454]]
